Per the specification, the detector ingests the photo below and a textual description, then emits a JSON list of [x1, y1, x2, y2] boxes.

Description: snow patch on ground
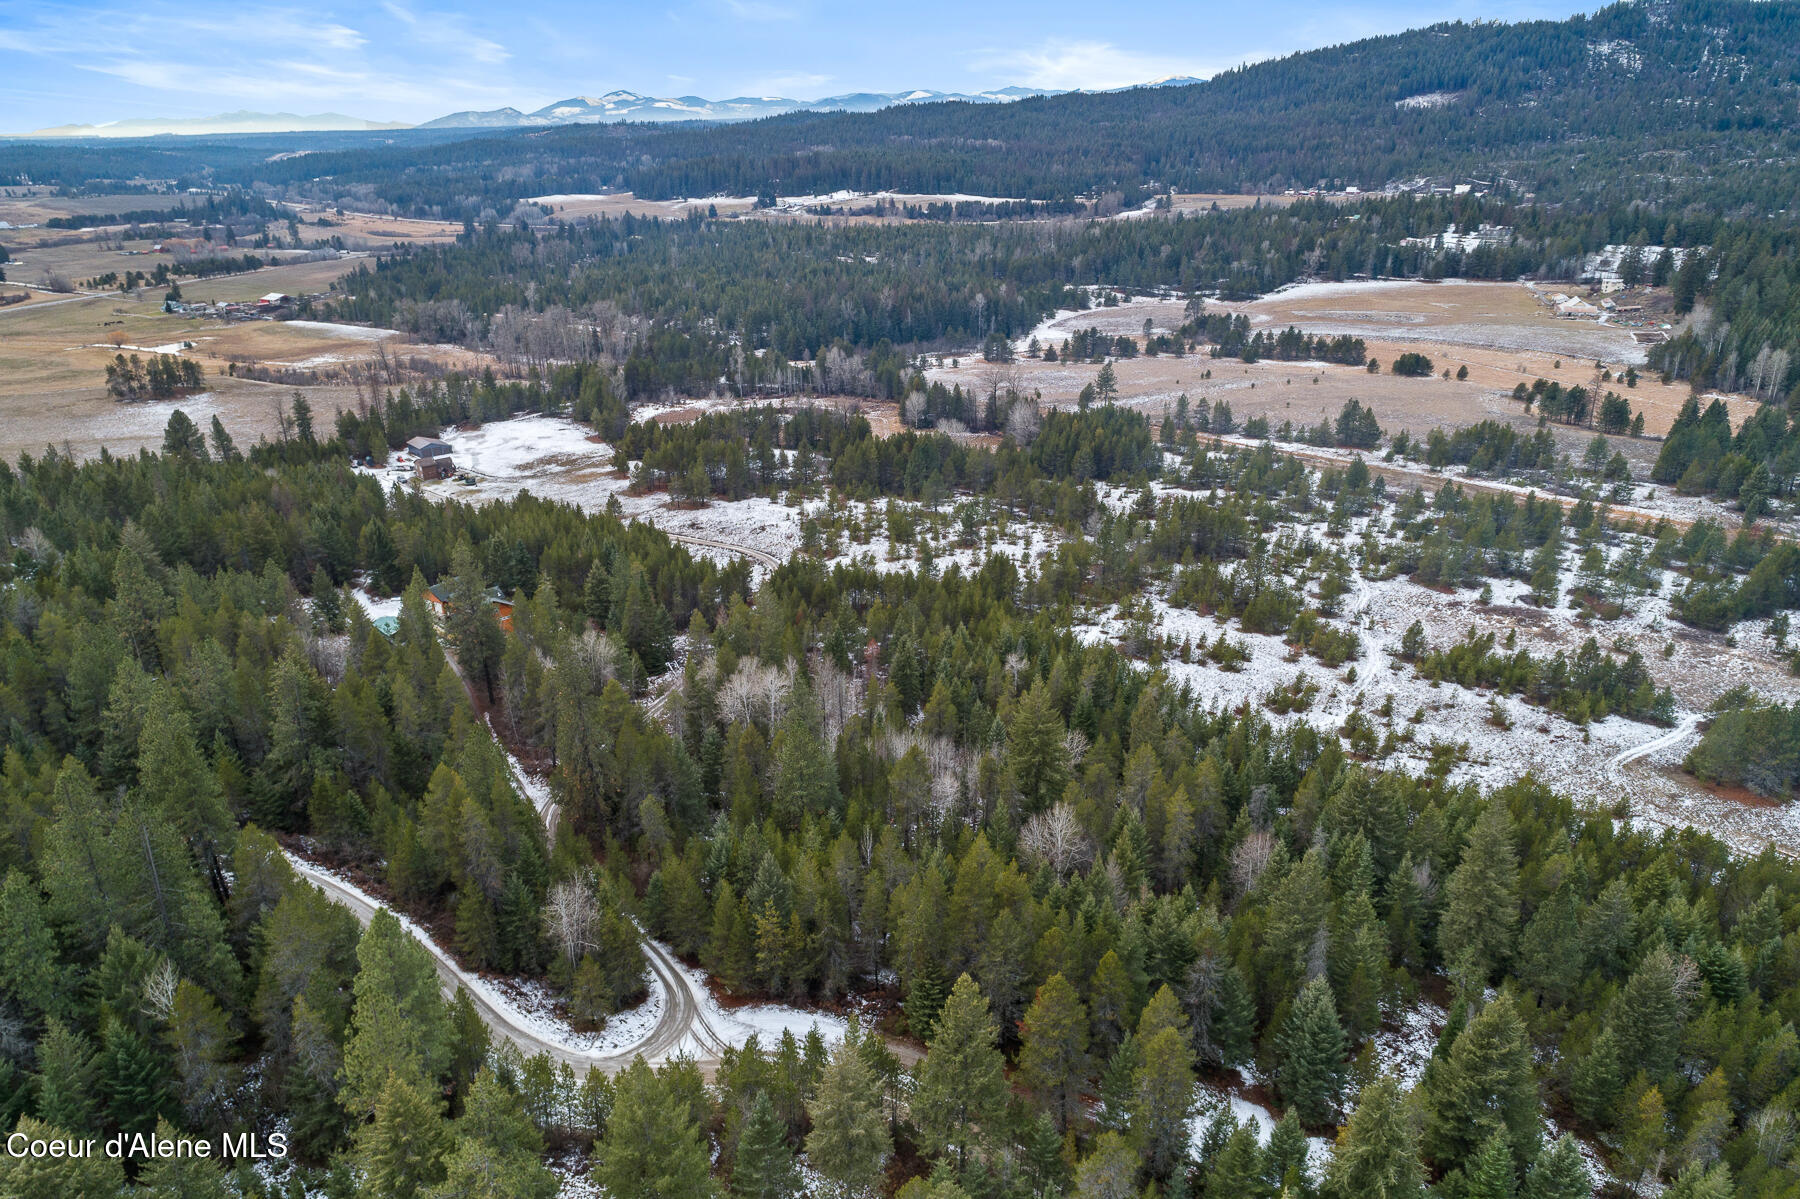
[[282, 319, 403, 341], [1190, 1085, 1333, 1171]]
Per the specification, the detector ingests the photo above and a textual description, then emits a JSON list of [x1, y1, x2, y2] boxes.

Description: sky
[[0, 0, 1600, 131]]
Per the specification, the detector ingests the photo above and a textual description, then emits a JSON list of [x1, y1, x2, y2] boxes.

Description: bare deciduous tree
[[1020, 803, 1092, 878], [1231, 829, 1277, 898], [544, 875, 599, 972]]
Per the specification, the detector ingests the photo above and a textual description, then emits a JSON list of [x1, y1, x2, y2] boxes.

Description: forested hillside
[[0, 390, 1798, 1195], [4, 0, 1797, 219]]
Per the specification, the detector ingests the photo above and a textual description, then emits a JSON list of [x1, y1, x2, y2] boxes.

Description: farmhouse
[[405, 435, 456, 480], [424, 583, 514, 632]]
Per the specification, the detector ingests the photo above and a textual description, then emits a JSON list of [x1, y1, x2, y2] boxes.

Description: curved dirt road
[[286, 852, 710, 1074], [662, 529, 782, 571]]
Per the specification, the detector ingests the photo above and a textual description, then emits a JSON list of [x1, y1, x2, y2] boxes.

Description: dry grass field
[[527, 193, 758, 220], [926, 280, 1760, 477]]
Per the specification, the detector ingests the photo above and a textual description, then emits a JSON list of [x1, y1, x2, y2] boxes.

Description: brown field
[[928, 280, 1761, 477], [0, 281, 485, 462], [279, 204, 463, 246], [526, 193, 758, 221]]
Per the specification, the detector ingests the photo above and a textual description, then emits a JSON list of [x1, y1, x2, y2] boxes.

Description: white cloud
[[968, 38, 1232, 91], [0, 0, 525, 121]]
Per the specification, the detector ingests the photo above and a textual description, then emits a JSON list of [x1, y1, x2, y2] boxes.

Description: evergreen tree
[[140, 1117, 232, 1198], [1018, 972, 1090, 1131], [1422, 994, 1538, 1174], [426, 1068, 557, 1199], [1464, 1130, 1516, 1199], [0, 868, 60, 1020], [1323, 1075, 1421, 1199], [1277, 978, 1348, 1127], [0, 1115, 125, 1199], [208, 414, 238, 461], [1133, 1024, 1196, 1182], [806, 1031, 892, 1198], [1521, 1137, 1592, 1199], [913, 973, 1009, 1170], [1439, 802, 1520, 981], [1006, 682, 1068, 815], [597, 1059, 715, 1199], [444, 543, 506, 704], [1073, 1131, 1141, 1199], [357, 1070, 451, 1199], [341, 909, 454, 1117], [732, 1091, 799, 1199], [34, 1017, 99, 1131]]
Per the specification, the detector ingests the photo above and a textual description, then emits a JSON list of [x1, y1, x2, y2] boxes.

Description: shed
[[406, 436, 452, 458]]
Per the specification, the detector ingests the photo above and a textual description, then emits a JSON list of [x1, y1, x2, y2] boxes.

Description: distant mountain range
[[13, 81, 1199, 139], [417, 86, 1056, 129], [19, 110, 413, 138]]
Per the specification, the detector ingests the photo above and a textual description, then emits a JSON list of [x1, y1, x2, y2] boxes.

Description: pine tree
[[1422, 994, 1538, 1174], [1096, 1035, 1140, 1133], [1266, 1109, 1312, 1197], [1277, 978, 1348, 1128], [426, 1068, 557, 1199], [1568, 1024, 1622, 1126], [357, 1070, 451, 1199], [140, 1118, 230, 1199], [0, 1115, 125, 1199], [1661, 1162, 1733, 1199], [771, 687, 839, 829], [1323, 1075, 1421, 1199], [341, 908, 453, 1117], [806, 1032, 892, 1198], [444, 542, 506, 703], [1619, 1083, 1669, 1190], [1073, 1131, 1140, 1199], [102, 1020, 174, 1134], [1521, 1137, 1592, 1199], [1006, 682, 1068, 814], [913, 973, 1009, 1169], [732, 1091, 799, 1199], [34, 1017, 99, 1131], [0, 868, 60, 1020], [1438, 802, 1519, 982], [1133, 1024, 1196, 1182], [596, 1059, 715, 1199], [1018, 972, 1090, 1131], [1464, 1131, 1516, 1199], [208, 414, 238, 461]]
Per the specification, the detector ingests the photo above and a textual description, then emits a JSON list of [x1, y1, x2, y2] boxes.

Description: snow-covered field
[[364, 413, 810, 575], [283, 319, 403, 341]]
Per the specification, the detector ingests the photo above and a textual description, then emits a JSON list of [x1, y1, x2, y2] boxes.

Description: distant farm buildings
[[405, 435, 456, 480]]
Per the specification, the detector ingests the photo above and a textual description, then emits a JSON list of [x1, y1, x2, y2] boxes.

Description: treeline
[[15, 0, 1789, 225], [43, 193, 280, 230], [1654, 396, 1797, 520], [104, 351, 204, 401], [1688, 697, 1800, 800], [1400, 625, 1676, 726], [324, 194, 1779, 373]]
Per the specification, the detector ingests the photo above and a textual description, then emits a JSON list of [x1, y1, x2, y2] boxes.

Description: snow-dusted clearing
[[282, 319, 403, 341]]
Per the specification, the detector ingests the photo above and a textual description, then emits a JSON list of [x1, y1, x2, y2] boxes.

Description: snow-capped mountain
[[418, 86, 1056, 129]]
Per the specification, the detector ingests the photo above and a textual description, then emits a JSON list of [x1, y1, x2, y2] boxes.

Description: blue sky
[[0, 0, 1598, 130]]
